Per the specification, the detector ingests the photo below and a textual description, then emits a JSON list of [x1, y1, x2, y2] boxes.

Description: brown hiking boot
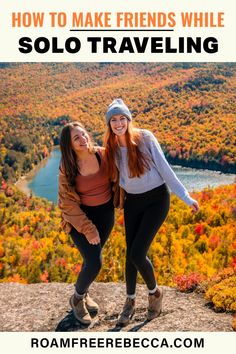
[[85, 292, 99, 312], [69, 295, 92, 325], [147, 287, 163, 321], [117, 298, 135, 326]]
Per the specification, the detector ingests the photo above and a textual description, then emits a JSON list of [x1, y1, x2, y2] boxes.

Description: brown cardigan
[[58, 149, 124, 241]]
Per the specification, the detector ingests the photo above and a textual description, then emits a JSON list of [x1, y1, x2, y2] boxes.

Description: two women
[[58, 100, 199, 326]]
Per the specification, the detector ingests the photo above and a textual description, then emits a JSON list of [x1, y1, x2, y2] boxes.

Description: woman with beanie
[[58, 122, 114, 325], [104, 99, 199, 326]]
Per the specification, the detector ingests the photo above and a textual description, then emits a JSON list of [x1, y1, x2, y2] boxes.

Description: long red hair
[[104, 121, 150, 181]]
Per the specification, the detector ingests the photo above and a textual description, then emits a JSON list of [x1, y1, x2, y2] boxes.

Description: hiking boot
[[85, 292, 99, 312], [117, 298, 135, 326], [69, 295, 92, 325], [147, 287, 163, 321]]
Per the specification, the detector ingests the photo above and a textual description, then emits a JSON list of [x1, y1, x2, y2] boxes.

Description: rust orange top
[[75, 149, 112, 206], [58, 147, 124, 241]]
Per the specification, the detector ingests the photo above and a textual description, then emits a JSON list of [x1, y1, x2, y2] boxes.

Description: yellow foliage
[[205, 275, 236, 312], [0, 182, 235, 316]]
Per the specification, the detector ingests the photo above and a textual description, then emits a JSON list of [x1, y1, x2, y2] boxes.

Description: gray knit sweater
[[116, 129, 195, 206]]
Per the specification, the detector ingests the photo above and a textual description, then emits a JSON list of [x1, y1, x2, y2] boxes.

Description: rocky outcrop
[[0, 282, 233, 332]]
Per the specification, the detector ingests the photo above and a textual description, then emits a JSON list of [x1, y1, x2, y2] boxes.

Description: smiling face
[[109, 114, 128, 136], [70, 126, 90, 152]]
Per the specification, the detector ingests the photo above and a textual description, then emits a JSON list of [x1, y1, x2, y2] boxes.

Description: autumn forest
[[0, 63, 235, 314]]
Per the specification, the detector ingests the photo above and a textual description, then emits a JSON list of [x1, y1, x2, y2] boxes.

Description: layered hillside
[[0, 183, 235, 293], [0, 63, 235, 184]]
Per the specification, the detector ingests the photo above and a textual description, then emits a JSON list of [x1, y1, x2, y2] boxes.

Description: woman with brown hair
[[58, 122, 114, 325], [104, 99, 199, 326]]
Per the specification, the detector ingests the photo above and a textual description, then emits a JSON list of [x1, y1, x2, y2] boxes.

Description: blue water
[[28, 148, 61, 203], [28, 148, 235, 203]]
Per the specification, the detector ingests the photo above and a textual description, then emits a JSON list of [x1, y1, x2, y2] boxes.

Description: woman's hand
[[191, 200, 200, 214], [85, 228, 100, 245], [88, 235, 101, 245]]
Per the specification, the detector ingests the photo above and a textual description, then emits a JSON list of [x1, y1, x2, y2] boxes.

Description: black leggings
[[124, 184, 170, 295], [70, 199, 114, 294]]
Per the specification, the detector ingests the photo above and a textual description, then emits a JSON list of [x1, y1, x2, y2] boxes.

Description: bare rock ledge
[[0, 282, 233, 332]]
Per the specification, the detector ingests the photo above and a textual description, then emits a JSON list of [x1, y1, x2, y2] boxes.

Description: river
[[26, 148, 235, 203]]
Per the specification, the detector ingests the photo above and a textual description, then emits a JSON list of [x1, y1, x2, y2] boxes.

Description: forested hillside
[[0, 182, 235, 311], [0, 63, 235, 184], [0, 63, 235, 314]]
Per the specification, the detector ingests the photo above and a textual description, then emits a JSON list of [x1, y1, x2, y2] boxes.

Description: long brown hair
[[104, 121, 150, 181], [59, 122, 95, 186]]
